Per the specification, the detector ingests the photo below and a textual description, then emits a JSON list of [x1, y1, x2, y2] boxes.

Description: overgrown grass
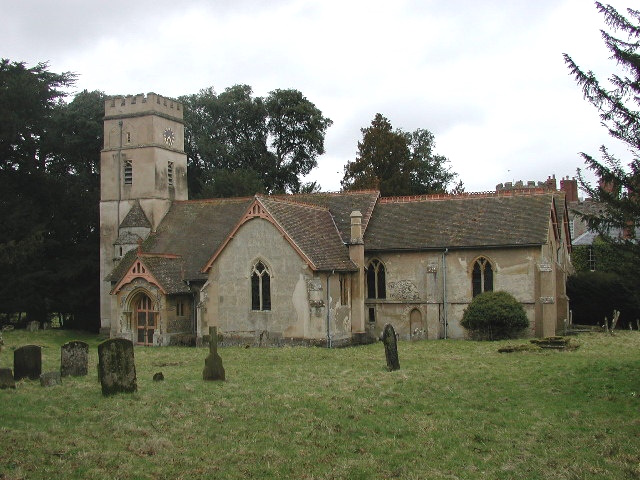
[[1, 329, 639, 479]]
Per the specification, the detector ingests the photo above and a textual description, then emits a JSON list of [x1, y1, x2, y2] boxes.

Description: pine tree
[[563, 3, 640, 234]]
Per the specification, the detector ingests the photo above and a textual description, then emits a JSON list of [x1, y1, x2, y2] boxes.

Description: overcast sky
[[2, 0, 634, 194]]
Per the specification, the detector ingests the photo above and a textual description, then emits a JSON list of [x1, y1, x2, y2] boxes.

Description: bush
[[461, 291, 529, 340], [567, 271, 640, 328]]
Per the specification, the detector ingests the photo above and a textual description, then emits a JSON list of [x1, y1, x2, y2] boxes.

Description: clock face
[[163, 128, 175, 146]]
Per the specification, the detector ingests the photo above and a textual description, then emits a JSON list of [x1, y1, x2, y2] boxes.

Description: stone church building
[[100, 93, 572, 346]]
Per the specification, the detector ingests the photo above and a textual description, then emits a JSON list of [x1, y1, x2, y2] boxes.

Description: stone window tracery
[[472, 257, 494, 297], [366, 259, 386, 299], [251, 261, 271, 311]]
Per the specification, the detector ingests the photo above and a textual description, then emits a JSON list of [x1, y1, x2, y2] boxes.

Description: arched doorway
[[410, 308, 423, 339], [133, 293, 157, 346]]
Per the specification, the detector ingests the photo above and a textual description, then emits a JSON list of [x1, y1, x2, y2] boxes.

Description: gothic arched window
[[366, 259, 386, 299], [251, 261, 271, 311], [472, 257, 494, 297]]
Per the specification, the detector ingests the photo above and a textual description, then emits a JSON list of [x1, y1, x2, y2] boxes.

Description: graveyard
[[1, 328, 639, 479]]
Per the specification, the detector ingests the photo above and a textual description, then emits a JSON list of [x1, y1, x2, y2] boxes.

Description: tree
[[180, 85, 332, 196], [564, 4, 640, 327], [563, 3, 640, 235], [341, 113, 460, 196], [0, 59, 102, 330]]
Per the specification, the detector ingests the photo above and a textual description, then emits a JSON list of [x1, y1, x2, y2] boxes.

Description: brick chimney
[[560, 176, 578, 202]]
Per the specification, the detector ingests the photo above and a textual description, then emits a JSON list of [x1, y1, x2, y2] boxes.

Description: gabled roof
[[119, 200, 151, 229], [106, 190, 560, 292], [268, 191, 379, 243], [365, 192, 556, 251], [144, 197, 253, 282], [202, 196, 357, 272], [110, 253, 191, 295], [256, 196, 356, 271]]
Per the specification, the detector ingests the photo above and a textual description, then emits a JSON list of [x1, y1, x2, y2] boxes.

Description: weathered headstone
[[382, 323, 400, 371], [26, 321, 40, 332], [40, 371, 62, 387], [153, 372, 164, 382], [97, 338, 137, 396], [14, 345, 42, 380], [61, 341, 89, 377], [0, 368, 15, 389], [203, 326, 225, 381]]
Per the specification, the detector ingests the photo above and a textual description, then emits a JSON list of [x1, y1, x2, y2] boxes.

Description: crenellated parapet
[[104, 92, 183, 121]]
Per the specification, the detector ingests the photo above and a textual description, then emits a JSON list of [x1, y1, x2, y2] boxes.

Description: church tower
[[99, 93, 188, 335]]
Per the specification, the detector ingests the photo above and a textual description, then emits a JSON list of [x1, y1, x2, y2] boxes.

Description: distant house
[[100, 94, 572, 346]]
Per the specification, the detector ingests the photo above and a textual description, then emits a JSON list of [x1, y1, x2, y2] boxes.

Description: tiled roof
[[114, 232, 142, 246], [140, 255, 191, 294], [259, 197, 357, 271], [119, 200, 151, 229], [145, 197, 254, 282], [365, 193, 555, 251], [269, 191, 379, 243], [107, 190, 556, 291]]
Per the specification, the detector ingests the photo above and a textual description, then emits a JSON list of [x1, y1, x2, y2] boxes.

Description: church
[[100, 93, 572, 346]]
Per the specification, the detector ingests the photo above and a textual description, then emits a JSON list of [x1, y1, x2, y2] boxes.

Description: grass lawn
[[1, 329, 639, 479]]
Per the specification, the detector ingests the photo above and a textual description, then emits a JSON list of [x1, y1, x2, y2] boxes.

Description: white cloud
[[1, 0, 635, 193]]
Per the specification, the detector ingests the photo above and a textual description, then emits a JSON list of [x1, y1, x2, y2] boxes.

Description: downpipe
[[442, 248, 448, 339]]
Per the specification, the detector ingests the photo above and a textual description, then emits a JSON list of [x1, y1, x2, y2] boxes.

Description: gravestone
[[382, 323, 400, 371], [203, 326, 225, 381], [40, 371, 62, 387], [153, 372, 164, 382], [26, 321, 40, 332], [97, 338, 137, 396], [14, 345, 42, 380], [0, 368, 15, 389], [61, 341, 89, 377]]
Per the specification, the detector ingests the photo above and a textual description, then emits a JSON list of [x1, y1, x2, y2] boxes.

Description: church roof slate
[[268, 191, 379, 243], [119, 200, 151, 229], [365, 193, 555, 251], [258, 196, 357, 271], [145, 197, 254, 282], [138, 255, 191, 294], [107, 191, 560, 292]]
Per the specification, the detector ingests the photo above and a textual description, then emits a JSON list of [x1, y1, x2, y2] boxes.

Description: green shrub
[[461, 291, 529, 340]]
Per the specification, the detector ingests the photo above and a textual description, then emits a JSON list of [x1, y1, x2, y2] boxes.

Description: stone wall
[[364, 246, 543, 340], [204, 217, 350, 343]]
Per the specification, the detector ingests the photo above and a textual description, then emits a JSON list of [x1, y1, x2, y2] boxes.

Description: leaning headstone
[[97, 338, 137, 396], [382, 323, 400, 371], [14, 345, 42, 380], [203, 326, 225, 381], [40, 371, 62, 387], [61, 341, 89, 377], [26, 321, 40, 332], [0, 368, 15, 389]]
